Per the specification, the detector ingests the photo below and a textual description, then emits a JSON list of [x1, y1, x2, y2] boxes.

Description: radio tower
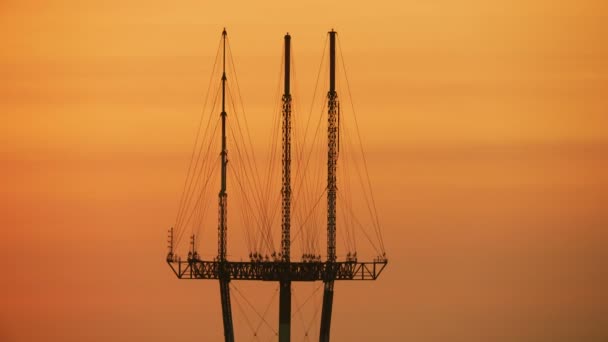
[[167, 29, 387, 342]]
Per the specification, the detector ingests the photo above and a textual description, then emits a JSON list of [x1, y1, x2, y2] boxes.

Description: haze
[[1, 1, 607, 341]]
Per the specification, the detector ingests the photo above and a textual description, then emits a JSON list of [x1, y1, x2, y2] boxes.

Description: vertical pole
[[279, 33, 292, 342], [320, 29, 338, 342], [167, 227, 174, 262], [218, 28, 234, 342], [326, 30, 337, 264], [219, 28, 228, 262]]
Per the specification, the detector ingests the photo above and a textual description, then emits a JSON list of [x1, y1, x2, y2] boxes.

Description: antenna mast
[[279, 32, 293, 342], [218, 28, 235, 342], [320, 29, 338, 342]]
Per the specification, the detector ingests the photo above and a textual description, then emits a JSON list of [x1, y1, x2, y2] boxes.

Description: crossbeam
[[167, 258, 388, 282]]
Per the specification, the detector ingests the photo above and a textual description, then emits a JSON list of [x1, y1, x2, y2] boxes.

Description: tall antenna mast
[[279, 32, 292, 342], [320, 29, 338, 342], [219, 28, 228, 261], [218, 28, 235, 342]]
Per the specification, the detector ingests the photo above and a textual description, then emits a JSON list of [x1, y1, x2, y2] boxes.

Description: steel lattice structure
[[166, 29, 387, 342]]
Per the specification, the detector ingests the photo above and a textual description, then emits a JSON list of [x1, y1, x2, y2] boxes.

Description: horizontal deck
[[167, 259, 387, 281]]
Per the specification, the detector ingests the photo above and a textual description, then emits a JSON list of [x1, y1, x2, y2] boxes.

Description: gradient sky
[[1, 1, 607, 341]]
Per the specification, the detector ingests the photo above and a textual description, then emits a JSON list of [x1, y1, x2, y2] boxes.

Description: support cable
[[337, 37, 386, 254], [174, 38, 222, 234], [231, 285, 278, 336], [175, 83, 223, 247]]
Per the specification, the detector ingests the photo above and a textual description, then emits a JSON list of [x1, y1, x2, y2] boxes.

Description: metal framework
[[218, 28, 234, 342], [168, 259, 387, 281], [279, 33, 293, 342], [166, 29, 387, 342], [319, 30, 338, 342]]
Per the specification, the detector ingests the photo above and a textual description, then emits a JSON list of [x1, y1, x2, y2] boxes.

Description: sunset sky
[[1, 1, 607, 341]]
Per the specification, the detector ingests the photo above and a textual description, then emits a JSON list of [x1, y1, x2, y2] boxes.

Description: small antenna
[[166, 227, 174, 262]]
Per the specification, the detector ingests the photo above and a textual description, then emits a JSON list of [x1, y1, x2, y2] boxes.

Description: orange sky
[[1, 1, 607, 341]]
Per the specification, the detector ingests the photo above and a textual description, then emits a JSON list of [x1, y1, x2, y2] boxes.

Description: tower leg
[[279, 280, 291, 342], [319, 281, 334, 342], [219, 279, 235, 342]]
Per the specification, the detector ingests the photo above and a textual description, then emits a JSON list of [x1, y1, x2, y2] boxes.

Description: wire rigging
[[337, 36, 386, 254], [167, 31, 388, 341]]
